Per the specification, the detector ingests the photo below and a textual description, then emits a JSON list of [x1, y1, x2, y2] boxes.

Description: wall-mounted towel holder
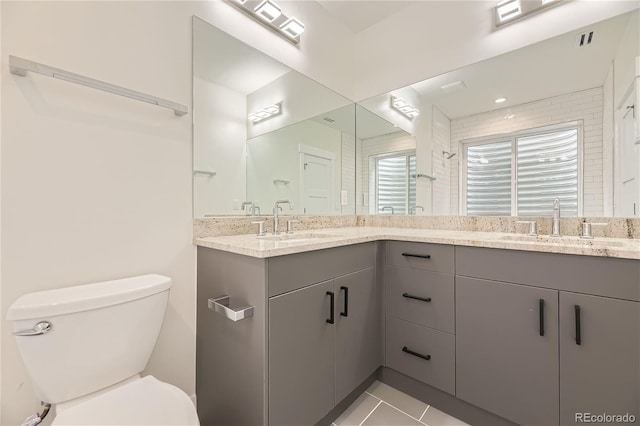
[[208, 295, 254, 321], [9, 55, 188, 117], [412, 173, 437, 181], [194, 170, 216, 177], [273, 179, 290, 184]]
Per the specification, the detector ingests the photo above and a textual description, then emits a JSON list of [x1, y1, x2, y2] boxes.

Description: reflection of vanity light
[[390, 96, 420, 120], [254, 0, 281, 22], [504, 113, 515, 119], [495, 0, 565, 28], [496, 0, 522, 23], [224, 0, 305, 44], [248, 103, 281, 123], [279, 17, 305, 39], [495, 97, 507, 104]]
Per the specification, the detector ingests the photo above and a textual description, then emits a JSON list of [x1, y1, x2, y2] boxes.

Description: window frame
[[459, 121, 583, 216], [370, 149, 416, 215]]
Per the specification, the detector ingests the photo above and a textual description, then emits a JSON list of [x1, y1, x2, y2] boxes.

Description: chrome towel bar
[[208, 295, 254, 321]]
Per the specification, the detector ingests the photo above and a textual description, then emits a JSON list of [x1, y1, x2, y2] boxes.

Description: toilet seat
[[51, 376, 199, 426]]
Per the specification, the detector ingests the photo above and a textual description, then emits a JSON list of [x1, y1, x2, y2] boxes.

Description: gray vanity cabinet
[[269, 279, 336, 426], [559, 292, 639, 425], [456, 276, 560, 426], [268, 267, 380, 426]]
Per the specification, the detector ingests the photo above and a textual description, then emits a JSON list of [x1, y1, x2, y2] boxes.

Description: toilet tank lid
[[7, 274, 171, 321]]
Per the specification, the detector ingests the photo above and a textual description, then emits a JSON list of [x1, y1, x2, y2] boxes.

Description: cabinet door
[[456, 277, 559, 426], [560, 292, 639, 425], [269, 280, 335, 426], [335, 267, 381, 402]]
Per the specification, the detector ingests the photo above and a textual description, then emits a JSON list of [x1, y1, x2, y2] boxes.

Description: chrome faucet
[[409, 205, 424, 215], [273, 200, 292, 234], [381, 206, 394, 215], [551, 198, 561, 237], [241, 201, 254, 216]]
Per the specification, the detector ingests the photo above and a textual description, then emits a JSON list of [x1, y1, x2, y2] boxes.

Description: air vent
[[322, 117, 335, 123], [575, 30, 594, 48]]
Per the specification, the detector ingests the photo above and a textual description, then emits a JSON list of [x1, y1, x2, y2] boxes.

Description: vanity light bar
[[390, 96, 420, 120], [495, 0, 565, 28], [226, 0, 305, 44], [248, 103, 281, 123]]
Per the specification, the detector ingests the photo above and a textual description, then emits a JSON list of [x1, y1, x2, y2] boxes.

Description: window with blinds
[[375, 153, 416, 215], [463, 125, 580, 216]]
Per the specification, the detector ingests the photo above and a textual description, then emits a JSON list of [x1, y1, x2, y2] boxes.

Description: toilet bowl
[[7, 274, 199, 426]]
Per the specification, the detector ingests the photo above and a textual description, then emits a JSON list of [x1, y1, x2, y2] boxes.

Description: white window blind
[[376, 153, 416, 214], [464, 125, 580, 216], [466, 140, 512, 216], [517, 129, 578, 216]]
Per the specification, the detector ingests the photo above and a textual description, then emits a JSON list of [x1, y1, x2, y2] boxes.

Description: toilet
[[6, 274, 199, 426]]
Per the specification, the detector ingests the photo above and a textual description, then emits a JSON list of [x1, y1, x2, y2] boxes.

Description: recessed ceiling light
[[254, 0, 282, 23], [496, 0, 522, 22], [495, 97, 507, 104], [280, 17, 305, 39]]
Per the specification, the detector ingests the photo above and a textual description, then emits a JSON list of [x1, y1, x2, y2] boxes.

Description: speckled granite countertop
[[195, 227, 640, 260]]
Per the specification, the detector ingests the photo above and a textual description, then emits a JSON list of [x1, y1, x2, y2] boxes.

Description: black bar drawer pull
[[340, 286, 349, 317], [326, 291, 335, 324], [402, 346, 431, 361], [401, 252, 431, 259], [402, 293, 432, 303], [575, 305, 581, 345], [539, 299, 545, 336]]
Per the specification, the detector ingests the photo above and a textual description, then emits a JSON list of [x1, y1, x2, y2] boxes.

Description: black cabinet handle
[[402, 293, 432, 303], [402, 346, 431, 361], [340, 286, 349, 317], [539, 299, 545, 336], [575, 305, 581, 345], [326, 291, 335, 324], [401, 253, 431, 259]]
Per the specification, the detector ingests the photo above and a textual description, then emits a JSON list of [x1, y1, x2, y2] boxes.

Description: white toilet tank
[[6, 274, 171, 404]]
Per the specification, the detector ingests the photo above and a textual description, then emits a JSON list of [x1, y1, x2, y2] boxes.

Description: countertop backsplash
[[195, 215, 640, 240]]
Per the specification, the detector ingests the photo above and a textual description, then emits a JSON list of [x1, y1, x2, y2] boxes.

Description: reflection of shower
[[442, 151, 456, 167]]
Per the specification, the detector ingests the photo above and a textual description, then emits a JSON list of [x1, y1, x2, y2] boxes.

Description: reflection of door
[[618, 89, 639, 216], [300, 145, 334, 214]]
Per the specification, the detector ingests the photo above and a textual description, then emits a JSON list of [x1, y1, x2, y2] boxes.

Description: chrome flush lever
[[13, 321, 52, 336]]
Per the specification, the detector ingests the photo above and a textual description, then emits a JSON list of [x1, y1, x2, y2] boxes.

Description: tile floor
[[333, 381, 469, 426]]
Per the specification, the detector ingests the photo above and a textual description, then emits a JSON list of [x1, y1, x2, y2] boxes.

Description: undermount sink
[[257, 232, 336, 243], [498, 234, 625, 247]]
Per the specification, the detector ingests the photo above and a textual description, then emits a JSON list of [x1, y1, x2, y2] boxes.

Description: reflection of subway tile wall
[[341, 133, 356, 214], [431, 106, 452, 215], [450, 87, 604, 216]]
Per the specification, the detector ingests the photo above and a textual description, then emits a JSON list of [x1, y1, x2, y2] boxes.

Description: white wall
[[247, 71, 352, 139], [354, 1, 639, 101], [450, 87, 605, 216], [341, 132, 356, 213], [613, 10, 639, 106], [246, 120, 343, 214], [1, 2, 355, 425], [193, 77, 247, 216]]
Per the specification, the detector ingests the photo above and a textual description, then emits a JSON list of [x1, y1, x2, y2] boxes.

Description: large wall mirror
[[357, 10, 639, 218], [193, 17, 355, 217]]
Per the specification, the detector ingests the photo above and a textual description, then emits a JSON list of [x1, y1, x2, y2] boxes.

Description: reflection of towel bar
[[412, 173, 436, 181], [208, 295, 254, 321], [194, 170, 216, 177], [273, 179, 290, 184], [9, 55, 188, 116]]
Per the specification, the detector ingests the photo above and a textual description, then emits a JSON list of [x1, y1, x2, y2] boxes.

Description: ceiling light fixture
[[494, 97, 507, 104], [494, 0, 565, 28], [225, 0, 305, 44], [248, 102, 281, 123], [390, 96, 420, 120]]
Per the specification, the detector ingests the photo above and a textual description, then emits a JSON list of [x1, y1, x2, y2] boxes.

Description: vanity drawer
[[386, 266, 454, 334], [386, 317, 455, 395], [456, 246, 640, 301], [386, 241, 454, 274], [267, 242, 376, 297]]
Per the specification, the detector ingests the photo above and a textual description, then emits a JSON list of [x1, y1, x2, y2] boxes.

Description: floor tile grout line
[[419, 405, 430, 422], [364, 390, 382, 401], [358, 400, 383, 426], [377, 400, 427, 424]]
